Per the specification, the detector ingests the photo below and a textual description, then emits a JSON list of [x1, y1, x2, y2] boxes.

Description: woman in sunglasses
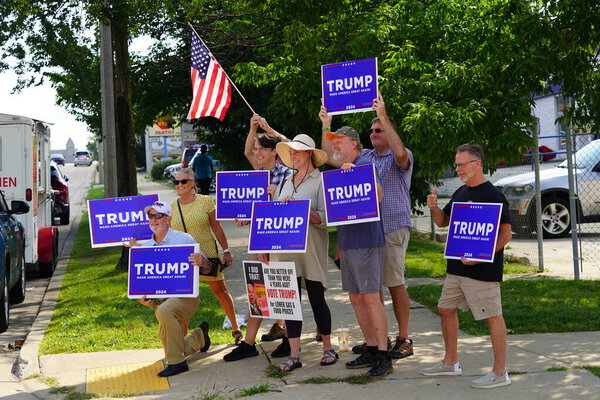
[[170, 168, 243, 345]]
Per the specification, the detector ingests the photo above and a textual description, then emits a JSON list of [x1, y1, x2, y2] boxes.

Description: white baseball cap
[[144, 201, 172, 216]]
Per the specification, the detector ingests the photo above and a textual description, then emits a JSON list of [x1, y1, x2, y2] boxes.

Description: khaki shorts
[[437, 274, 503, 320], [382, 227, 410, 287]]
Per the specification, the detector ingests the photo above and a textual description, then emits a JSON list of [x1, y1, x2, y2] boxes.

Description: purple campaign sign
[[321, 57, 378, 115], [444, 202, 503, 263], [322, 164, 380, 226], [88, 194, 159, 248], [248, 200, 311, 253], [128, 244, 199, 299], [216, 171, 269, 220]]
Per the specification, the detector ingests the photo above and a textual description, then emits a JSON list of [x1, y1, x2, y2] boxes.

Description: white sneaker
[[471, 371, 511, 389], [421, 361, 462, 376]]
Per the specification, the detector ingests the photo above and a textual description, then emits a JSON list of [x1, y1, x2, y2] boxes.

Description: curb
[[17, 171, 95, 389]]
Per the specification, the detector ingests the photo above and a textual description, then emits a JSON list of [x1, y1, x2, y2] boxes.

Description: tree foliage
[[2, 0, 600, 205]]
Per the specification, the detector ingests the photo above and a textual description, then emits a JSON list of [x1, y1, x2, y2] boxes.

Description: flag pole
[[186, 21, 256, 115]]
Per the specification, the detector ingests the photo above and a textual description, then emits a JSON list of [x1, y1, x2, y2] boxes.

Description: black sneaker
[[271, 336, 291, 358], [223, 342, 259, 362], [199, 321, 211, 352], [352, 338, 391, 354], [368, 354, 393, 378], [345, 353, 373, 369], [352, 342, 367, 354], [157, 361, 188, 377]]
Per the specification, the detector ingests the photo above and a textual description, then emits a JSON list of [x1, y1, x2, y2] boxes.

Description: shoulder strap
[[176, 199, 188, 233]]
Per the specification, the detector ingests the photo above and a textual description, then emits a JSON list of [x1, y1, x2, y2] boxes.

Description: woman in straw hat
[[257, 134, 337, 372]]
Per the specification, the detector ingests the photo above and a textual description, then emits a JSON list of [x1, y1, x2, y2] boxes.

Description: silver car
[[73, 150, 92, 166], [494, 139, 600, 238]]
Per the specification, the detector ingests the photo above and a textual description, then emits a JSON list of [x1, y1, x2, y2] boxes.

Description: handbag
[[177, 198, 224, 277]]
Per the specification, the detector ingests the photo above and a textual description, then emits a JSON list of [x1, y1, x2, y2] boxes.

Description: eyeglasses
[[454, 159, 480, 168], [367, 128, 383, 134], [147, 212, 167, 219], [252, 147, 272, 154], [172, 179, 191, 185]]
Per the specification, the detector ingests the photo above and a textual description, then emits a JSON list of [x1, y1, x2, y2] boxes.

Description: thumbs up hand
[[427, 188, 438, 209]]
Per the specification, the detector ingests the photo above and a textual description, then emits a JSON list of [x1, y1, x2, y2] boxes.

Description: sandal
[[279, 356, 302, 372], [320, 349, 339, 366], [232, 330, 243, 345]]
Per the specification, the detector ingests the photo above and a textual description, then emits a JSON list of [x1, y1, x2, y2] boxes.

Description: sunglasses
[[172, 179, 192, 185], [367, 128, 383, 134], [147, 212, 167, 219]]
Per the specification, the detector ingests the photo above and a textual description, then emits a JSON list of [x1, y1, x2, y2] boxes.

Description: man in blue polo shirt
[[321, 125, 392, 377], [320, 93, 415, 360]]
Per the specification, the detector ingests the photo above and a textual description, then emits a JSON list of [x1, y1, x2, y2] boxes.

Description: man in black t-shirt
[[423, 144, 513, 389]]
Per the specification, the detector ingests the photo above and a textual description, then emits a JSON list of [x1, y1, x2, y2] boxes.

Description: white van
[[0, 113, 60, 276]]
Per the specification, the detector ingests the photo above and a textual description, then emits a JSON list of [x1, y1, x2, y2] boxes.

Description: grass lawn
[[408, 278, 600, 335], [39, 186, 237, 355], [329, 229, 536, 277]]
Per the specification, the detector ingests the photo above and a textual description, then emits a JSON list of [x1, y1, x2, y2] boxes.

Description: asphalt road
[[0, 162, 95, 398]]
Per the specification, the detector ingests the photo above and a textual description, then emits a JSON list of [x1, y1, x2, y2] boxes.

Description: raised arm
[[372, 93, 410, 170], [258, 117, 288, 142], [244, 114, 261, 169], [319, 104, 342, 167]]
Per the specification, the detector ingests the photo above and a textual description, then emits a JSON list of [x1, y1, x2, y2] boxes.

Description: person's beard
[[150, 223, 168, 235], [332, 149, 343, 162]]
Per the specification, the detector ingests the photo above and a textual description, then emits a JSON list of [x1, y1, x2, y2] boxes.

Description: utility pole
[[100, 18, 118, 197]]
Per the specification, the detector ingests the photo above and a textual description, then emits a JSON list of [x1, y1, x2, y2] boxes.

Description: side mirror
[[10, 200, 30, 215], [63, 174, 69, 182]]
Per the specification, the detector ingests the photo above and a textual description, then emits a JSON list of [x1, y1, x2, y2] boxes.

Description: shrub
[[150, 158, 180, 181]]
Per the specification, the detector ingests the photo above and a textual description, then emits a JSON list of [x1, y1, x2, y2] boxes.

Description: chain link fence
[[412, 133, 600, 279]]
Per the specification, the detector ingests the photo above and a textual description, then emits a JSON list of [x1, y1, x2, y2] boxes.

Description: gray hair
[[456, 143, 485, 164], [177, 167, 195, 180]]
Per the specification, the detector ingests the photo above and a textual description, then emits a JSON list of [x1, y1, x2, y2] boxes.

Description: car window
[[75, 151, 90, 157], [184, 148, 199, 164], [558, 140, 600, 169]]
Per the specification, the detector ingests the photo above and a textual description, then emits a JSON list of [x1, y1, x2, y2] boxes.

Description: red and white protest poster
[[243, 261, 302, 321]]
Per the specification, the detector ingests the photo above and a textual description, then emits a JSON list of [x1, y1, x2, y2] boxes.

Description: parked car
[[495, 139, 600, 238], [163, 162, 182, 180], [163, 145, 203, 180], [50, 161, 70, 225], [163, 158, 222, 193], [496, 145, 556, 166], [181, 145, 202, 168], [50, 153, 66, 166], [74, 150, 92, 166], [523, 145, 557, 162], [0, 190, 29, 333]]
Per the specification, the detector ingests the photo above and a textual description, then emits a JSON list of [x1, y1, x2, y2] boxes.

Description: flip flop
[[320, 349, 339, 366], [279, 356, 302, 372]]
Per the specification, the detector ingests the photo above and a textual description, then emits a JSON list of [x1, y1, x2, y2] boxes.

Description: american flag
[[187, 33, 232, 121]]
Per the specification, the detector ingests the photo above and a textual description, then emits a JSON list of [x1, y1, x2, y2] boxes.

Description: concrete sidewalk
[[17, 174, 600, 400]]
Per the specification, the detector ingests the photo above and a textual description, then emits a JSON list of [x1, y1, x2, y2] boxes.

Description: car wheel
[[9, 255, 25, 304], [0, 274, 9, 333], [541, 196, 571, 238]]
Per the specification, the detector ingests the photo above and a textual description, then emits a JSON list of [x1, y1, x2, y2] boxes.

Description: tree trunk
[[111, 12, 138, 271]]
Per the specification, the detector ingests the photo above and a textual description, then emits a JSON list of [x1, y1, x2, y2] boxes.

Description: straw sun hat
[[276, 134, 328, 168]]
